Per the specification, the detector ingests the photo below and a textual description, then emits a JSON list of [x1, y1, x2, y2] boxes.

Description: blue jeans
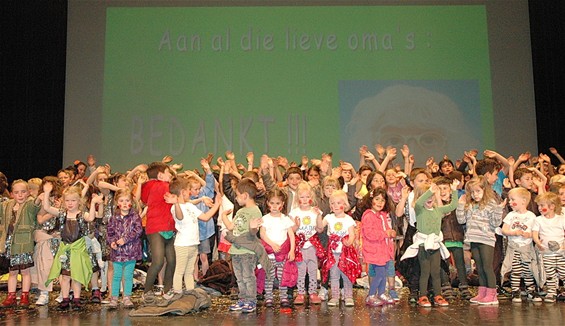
[[112, 260, 136, 297]]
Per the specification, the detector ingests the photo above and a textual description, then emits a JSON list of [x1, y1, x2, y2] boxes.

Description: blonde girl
[[316, 190, 358, 307], [456, 176, 505, 305], [290, 182, 323, 305], [42, 182, 103, 310]]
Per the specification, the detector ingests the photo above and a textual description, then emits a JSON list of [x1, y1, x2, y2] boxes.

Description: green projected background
[[102, 6, 492, 170]]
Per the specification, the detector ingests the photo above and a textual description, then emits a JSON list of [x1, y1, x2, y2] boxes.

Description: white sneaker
[[154, 285, 164, 296], [35, 292, 49, 306]]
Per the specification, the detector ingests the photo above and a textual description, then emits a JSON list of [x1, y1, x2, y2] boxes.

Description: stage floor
[[2, 288, 564, 325]]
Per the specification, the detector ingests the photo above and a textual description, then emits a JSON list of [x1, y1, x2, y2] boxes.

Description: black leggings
[[144, 232, 176, 293], [418, 246, 441, 296], [471, 242, 496, 288]]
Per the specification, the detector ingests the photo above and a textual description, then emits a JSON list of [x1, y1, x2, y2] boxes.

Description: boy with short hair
[[501, 187, 541, 303], [221, 179, 263, 313], [513, 167, 546, 215], [161, 177, 221, 305]]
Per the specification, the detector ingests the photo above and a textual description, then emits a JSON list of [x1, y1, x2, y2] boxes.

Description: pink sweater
[[361, 209, 394, 266]]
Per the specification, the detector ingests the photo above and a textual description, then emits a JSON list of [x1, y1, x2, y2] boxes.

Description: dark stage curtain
[[0, 1, 67, 181]]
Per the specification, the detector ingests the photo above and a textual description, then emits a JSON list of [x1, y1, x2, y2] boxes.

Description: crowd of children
[[2, 144, 565, 314]]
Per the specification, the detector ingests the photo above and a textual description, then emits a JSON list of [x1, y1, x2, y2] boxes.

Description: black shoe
[[497, 286, 511, 300], [409, 290, 419, 304]]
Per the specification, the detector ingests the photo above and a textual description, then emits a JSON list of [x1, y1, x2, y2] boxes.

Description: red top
[[361, 209, 395, 266], [141, 179, 174, 234]]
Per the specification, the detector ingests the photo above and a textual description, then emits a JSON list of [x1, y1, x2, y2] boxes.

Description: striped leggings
[[264, 259, 286, 300], [542, 254, 565, 296], [511, 251, 535, 292]]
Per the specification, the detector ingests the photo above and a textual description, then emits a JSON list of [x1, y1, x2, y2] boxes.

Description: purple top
[[106, 209, 143, 262]]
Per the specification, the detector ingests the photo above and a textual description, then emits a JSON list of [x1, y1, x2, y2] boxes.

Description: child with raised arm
[[457, 176, 506, 305], [140, 162, 175, 306], [400, 180, 458, 308], [107, 188, 143, 309], [188, 158, 217, 281], [501, 187, 540, 303], [316, 190, 360, 307], [260, 188, 295, 308], [435, 176, 472, 301], [43, 182, 103, 310], [162, 177, 221, 305], [533, 192, 565, 302], [0, 180, 41, 307], [221, 179, 263, 313]]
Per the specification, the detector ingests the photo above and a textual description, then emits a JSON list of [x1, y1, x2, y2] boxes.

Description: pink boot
[[478, 287, 499, 305], [470, 286, 486, 304]]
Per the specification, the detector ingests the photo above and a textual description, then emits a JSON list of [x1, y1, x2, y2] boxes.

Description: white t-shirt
[[171, 202, 202, 247], [532, 214, 565, 251], [503, 210, 537, 246], [262, 213, 295, 246], [324, 213, 356, 253], [290, 207, 318, 249]]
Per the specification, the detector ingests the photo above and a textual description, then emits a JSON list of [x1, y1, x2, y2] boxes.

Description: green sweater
[[415, 189, 458, 236]]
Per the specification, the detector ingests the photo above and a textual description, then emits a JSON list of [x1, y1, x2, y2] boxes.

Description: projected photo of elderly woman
[[340, 82, 483, 166]]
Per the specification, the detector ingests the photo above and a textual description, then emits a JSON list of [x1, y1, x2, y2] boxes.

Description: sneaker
[[153, 285, 164, 296], [389, 289, 400, 302], [379, 293, 395, 304], [318, 287, 328, 301], [122, 296, 135, 309], [229, 299, 246, 311], [544, 294, 556, 303], [309, 293, 322, 304], [365, 295, 384, 307], [418, 296, 432, 308], [497, 286, 512, 300], [557, 291, 565, 302], [327, 298, 339, 306], [108, 296, 119, 309], [280, 298, 291, 308], [91, 289, 102, 303], [35, 292, 49, 306], [434, 295, 449, 307], [157, 291, 182, 307], [344, 298, 354, 307], [162, 289, 176, 300], [511, 291, 522, 303], [242, 301, 256, 313], [294, 294, 305, 305], [409, 289, 419, 304], [264, 298, 273, 308], [527, 292, 542, 303], [143, 291, 156, 306]]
